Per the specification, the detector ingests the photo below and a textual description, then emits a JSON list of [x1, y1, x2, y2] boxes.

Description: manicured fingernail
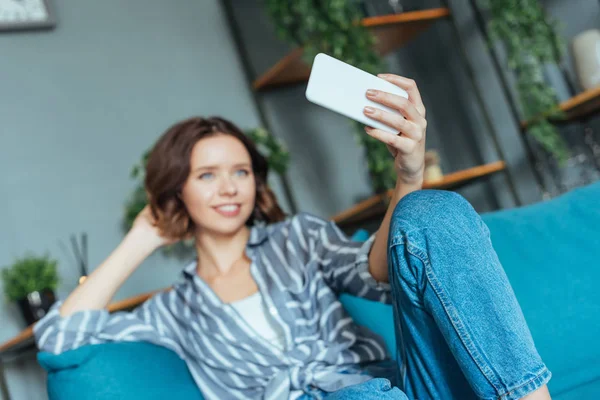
[[364, 106, 375, 114], [378, 73, 390, 78], [366, 89, 377, 97]]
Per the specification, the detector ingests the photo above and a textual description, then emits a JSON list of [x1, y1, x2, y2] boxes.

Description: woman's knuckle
[[393, 117, 405, 130]]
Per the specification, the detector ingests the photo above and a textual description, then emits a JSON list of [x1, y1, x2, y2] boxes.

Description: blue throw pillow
[[339, 294, 396, 358], [38, 342, 204, 400], [350, 228, 371, 242]]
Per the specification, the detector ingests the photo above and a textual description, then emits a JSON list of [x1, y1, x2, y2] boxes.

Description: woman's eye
[[198, 172, 214, 180], [235, 169, 250, 177]]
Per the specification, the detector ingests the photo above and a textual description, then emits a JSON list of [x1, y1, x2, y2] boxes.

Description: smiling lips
[[213, 204, 241, 217]]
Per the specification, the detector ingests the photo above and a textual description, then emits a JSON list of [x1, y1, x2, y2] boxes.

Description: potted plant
[[481, 0, 569, 163], [1, 254, 59, 325]]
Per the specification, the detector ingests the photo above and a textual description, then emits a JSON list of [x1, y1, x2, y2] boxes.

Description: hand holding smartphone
[[305, 53, 409, 134]]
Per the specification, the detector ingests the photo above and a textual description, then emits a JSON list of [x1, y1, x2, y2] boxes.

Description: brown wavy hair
[[145, 116, 287, 239]]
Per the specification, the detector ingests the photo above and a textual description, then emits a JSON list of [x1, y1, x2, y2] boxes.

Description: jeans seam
[[498, 366, 551, 400], [404, 238, 504, 399], [388, 230, 421, 296], [388, 241, 409, 392]]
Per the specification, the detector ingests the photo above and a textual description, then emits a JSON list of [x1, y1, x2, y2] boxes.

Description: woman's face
[[181, 134, 256, 237]]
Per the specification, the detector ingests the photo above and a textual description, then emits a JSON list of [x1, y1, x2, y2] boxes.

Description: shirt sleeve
[[298, 212, 391, 304], [33, 290, 184, 355]]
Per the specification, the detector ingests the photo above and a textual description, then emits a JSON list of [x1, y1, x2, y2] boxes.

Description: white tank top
[[230, 292, 304, 399], [230, 292, 286, 350]]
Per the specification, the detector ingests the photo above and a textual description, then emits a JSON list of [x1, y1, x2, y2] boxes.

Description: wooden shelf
[[331, 161, 507, 226], [253, 8, 450, 91], [0, 288, 168, 355], [0, 326, 34, 355], [521, 86, 600, 128]]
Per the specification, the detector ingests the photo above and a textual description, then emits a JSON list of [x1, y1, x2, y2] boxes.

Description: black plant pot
[[16, 289, 57, 326]]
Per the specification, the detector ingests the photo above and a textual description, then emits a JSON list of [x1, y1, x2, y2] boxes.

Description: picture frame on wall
[[0, 0, 56, 32]]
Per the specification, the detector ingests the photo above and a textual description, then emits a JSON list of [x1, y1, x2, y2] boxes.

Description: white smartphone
[[305, 53, 408, 134]]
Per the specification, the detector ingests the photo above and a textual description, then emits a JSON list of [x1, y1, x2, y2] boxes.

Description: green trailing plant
[[480, 0, 569, 163], [264, 0, 397, 191], [1, 254, 59, 302], [123, 149, 151, 233], [246, 127, 290, 175], [122, 128, 290, 234]]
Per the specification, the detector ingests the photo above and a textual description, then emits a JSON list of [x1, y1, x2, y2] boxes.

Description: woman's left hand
[[363, 74, 427, 186]]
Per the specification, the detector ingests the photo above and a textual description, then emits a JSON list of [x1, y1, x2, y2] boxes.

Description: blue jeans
[[310, 190, 551, 400]]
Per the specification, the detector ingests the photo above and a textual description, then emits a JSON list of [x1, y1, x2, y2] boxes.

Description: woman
[[34, 74, 551, 399]]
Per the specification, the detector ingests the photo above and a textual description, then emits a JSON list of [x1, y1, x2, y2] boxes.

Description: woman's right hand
[[131, 205, 179, 249], [59, 204, 177, 317]]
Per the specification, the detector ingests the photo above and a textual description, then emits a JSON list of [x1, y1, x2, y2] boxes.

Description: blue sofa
[[38, 182, 600, 399]]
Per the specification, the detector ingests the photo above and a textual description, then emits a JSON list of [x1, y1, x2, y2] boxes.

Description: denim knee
[[389, 189, 487, 238]]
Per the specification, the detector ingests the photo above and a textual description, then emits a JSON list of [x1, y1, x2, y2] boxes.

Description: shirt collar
[[247, 223, 269, 247]]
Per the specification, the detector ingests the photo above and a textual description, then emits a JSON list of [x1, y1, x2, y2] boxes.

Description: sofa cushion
[[480, 182, 600, 399], [38, 341, 204, 400]]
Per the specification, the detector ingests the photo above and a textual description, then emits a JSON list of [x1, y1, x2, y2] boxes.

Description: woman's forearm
[[368, 180, 422, 283], [59, 229, 159, 317]]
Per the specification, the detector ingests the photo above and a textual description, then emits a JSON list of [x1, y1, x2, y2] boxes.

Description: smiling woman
[[144, 117, 287, 240]]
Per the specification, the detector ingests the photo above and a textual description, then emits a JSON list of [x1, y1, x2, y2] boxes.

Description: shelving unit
[[521, 86, 600, 128], [231, 3, 518, 227], [331, 161, 506, 226], [253, 8, 451, 91]]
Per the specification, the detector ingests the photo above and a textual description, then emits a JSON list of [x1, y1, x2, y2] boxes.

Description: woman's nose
[[219, 177, 238, 195]]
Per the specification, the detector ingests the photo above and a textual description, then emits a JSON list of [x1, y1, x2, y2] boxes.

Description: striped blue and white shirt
[[34, 212, 393, 399]]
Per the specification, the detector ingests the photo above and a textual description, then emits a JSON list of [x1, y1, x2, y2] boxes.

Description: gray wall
[[0, 1, 268, 399]]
